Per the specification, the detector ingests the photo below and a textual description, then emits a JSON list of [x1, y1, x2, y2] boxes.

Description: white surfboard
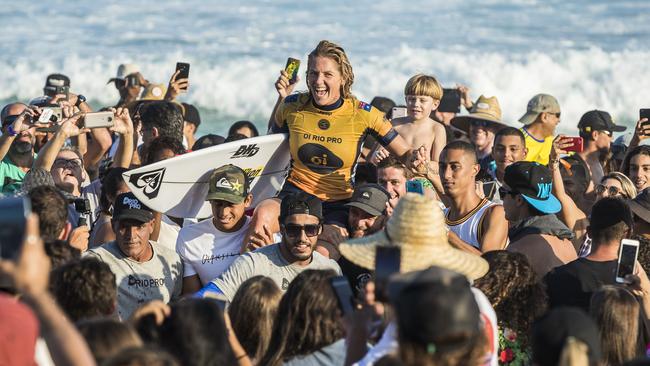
[[123, 133, 291, 218]]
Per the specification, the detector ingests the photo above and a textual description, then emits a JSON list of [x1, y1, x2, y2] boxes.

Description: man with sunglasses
[[563, 110, 627, 200], [503, 161, 577, 279], [518, 93, 562, 166], [33, 108, 135, 229], [198, 192, 341, 301], [177, 164, 272, 295], [0, 103, 38, 193]]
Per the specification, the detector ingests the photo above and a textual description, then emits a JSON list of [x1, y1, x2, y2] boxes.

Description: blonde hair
[[308, 40, 354, 98], [590, 286, 641, 366], [601, 171, 638, 199], [558, 337, 590, 366], [404, 74, 443, 101]]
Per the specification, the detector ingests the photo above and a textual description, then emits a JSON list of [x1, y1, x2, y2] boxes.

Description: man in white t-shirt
[[177, 164, 258, 294]]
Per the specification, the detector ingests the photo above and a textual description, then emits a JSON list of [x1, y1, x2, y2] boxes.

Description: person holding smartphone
[[563, 110, 626, 199], [544, 198, 634, 313], [248, 40, 425, 257]]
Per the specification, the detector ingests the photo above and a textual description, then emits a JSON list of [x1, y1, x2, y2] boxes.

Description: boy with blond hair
[[372, 74, 446, 195]]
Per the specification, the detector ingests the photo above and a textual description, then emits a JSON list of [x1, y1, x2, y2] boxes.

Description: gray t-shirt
[[283, 338, 347, 366], [86, 241, 183, 319], [212, 243, 341, 301]]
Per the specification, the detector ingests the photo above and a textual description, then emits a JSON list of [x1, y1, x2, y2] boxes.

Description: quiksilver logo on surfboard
[[129, 168, 166, 199], [231, 144, 259, 158]]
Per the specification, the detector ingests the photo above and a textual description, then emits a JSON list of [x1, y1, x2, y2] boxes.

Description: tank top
[[445, 198, 498, 250]]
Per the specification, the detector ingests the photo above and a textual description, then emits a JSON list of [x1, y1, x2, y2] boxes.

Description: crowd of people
[[1, 39, 650, 366]]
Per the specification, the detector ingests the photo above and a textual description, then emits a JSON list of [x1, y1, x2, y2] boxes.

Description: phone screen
[[285, 58, 300, 84], [0, 196, 31, 260], [438, 88, 461, 113], [330, 276, 354, 316], [616, 241, 639, 281], [374, 246, 401, 302]]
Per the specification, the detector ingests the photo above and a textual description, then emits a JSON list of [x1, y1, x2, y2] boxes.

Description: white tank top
[[445, 198, 498, 250]]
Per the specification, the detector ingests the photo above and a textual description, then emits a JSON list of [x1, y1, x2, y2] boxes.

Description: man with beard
[[197, 192, 341, 301], [565, 110, 626, 198], [340, 183, 390, 294], [0, 103, 38, 193]]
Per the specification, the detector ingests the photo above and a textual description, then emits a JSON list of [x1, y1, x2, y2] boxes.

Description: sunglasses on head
[[282, 223, 321, 238]]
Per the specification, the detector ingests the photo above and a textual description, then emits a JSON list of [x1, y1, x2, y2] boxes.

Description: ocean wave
[[1, 46, 649, 135]]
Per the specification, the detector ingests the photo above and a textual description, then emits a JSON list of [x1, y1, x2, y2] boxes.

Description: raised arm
[[268, 69, 298, 132], [109, 107, 135, 168], [34, 113, 87, 171], [0, 107, 38, 161], [0, 214, 96, 366], [549, 135, 587, 233]]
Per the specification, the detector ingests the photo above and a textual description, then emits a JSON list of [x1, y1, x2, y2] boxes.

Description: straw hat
[[451, 95, 507, 134], [338, 194, 489, 281]]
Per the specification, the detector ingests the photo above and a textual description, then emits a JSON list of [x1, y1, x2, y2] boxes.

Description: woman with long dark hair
[[260, 269, 345, 366], [474, 251, 547, 365]]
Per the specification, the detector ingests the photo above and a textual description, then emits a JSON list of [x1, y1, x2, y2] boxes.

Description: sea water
[[1, 0, 649, 137]]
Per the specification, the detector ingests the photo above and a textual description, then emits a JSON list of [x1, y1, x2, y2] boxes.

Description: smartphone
[[0, 196, 32, 260], [406, 180, 425, 195], [374, 246, 401, 302], [438, 88, 461, 113], [616, 239, 640, 283], [175, 62, 190, 91], [285, 58, 300, 85], [640, 109, 650, 131], [391, 106, 407, 119], [563, 137, 583, 153], [84, 111, 114, 129], [330, 276, 355, 316], [37, 107, 62, 124]]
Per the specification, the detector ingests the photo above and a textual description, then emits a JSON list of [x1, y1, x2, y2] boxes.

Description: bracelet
[[6, 125, 18, 137]]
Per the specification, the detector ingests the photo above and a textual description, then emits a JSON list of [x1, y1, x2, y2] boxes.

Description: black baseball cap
[[389, 266, 480, 349], [578, 110, 626, 134], [504, 161, 561, 214], [113, 192, 154, 223], [590, 197, 633, 230], [344, 184, 390, 216], [182, 103, 201, 127], [532, 307, 601, 366], [44, 73, 70, 88], [280, 192, 323, 222]]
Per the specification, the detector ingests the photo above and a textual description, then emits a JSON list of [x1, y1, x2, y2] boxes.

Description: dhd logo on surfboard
[[231, 144, 259, 158], [129, 168, 166, 199]]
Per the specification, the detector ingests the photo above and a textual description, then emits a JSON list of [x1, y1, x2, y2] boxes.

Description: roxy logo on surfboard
[[231, 144, 259, 158], [129, 168, 166, 199]]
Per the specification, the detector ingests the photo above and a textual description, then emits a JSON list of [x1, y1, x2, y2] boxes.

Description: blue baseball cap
[[504, 162, 561, 214]]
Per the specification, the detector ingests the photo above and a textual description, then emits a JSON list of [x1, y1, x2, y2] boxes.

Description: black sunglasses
[[282, 223, 321, 238]]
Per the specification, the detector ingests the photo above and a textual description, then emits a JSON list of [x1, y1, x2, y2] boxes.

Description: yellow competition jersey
[[521, 127, 553, 166], [275, 93, 397, 201]]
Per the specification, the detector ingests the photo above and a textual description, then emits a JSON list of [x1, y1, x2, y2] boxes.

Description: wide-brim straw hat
[[339, 194, 489, 281], [451, 95, 507, 134]]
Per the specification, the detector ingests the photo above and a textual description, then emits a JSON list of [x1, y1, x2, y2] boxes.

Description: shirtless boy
[[372, 74, 446, 195]]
